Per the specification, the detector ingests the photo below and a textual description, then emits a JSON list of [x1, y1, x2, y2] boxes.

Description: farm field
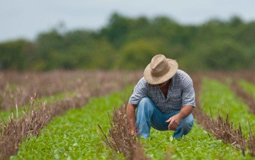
[[0, 70, 255, 160]]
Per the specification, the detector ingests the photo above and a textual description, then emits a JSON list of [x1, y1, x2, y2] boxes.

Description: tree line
[[1, 13, 255, 71]]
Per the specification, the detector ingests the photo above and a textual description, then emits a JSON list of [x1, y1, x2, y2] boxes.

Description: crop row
[[0, 71, 140, 160]]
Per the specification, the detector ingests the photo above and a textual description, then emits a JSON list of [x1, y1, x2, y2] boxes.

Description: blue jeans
[[136, 97, 194, 139]]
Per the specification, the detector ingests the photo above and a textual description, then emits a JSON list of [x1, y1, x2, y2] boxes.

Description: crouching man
[[127, 54, 196, 139]]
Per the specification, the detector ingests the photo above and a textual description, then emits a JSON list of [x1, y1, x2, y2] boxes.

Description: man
[[127, 54, 195, 139]]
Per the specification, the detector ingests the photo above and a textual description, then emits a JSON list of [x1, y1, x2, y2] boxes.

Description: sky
[[1, 0, 255, 42]]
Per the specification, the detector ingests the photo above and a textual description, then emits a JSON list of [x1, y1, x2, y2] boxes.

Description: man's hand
[[166, 105, 193, 130], [166, 114, 182, 130], [130, 129, 137, 137]]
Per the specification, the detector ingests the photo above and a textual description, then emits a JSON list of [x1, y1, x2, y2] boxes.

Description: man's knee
[[138, 97, 151, 105], [137, 97, 154, 112]]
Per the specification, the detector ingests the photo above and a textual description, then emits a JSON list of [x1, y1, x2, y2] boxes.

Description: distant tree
[[100, 13, 131, 48], [229, 16, 243, 27], [35, 29, 64, 60], [125, 16, 151, 41], [0, 39, 35, 70], [64, 30, 97, 46], [234, 21, 255, 46], [151, 16, 180, 42], [116, 39, 166, 69], [201, 39, 249, 70]]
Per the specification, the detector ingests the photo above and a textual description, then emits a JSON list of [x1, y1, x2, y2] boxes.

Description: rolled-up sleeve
[[129, 78, 147, 105], [181, 75, 196, 107]]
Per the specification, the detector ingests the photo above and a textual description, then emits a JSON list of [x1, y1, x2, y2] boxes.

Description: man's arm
[[165, 105, 193, 130], [178, 105, 193, 119], [126, 103, 137, 136]]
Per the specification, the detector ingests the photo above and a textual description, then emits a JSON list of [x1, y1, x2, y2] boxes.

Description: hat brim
[[144, 59, 178, 85]]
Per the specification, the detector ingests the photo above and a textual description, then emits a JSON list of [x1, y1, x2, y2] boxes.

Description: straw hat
[[144, 54, 178, 85]]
